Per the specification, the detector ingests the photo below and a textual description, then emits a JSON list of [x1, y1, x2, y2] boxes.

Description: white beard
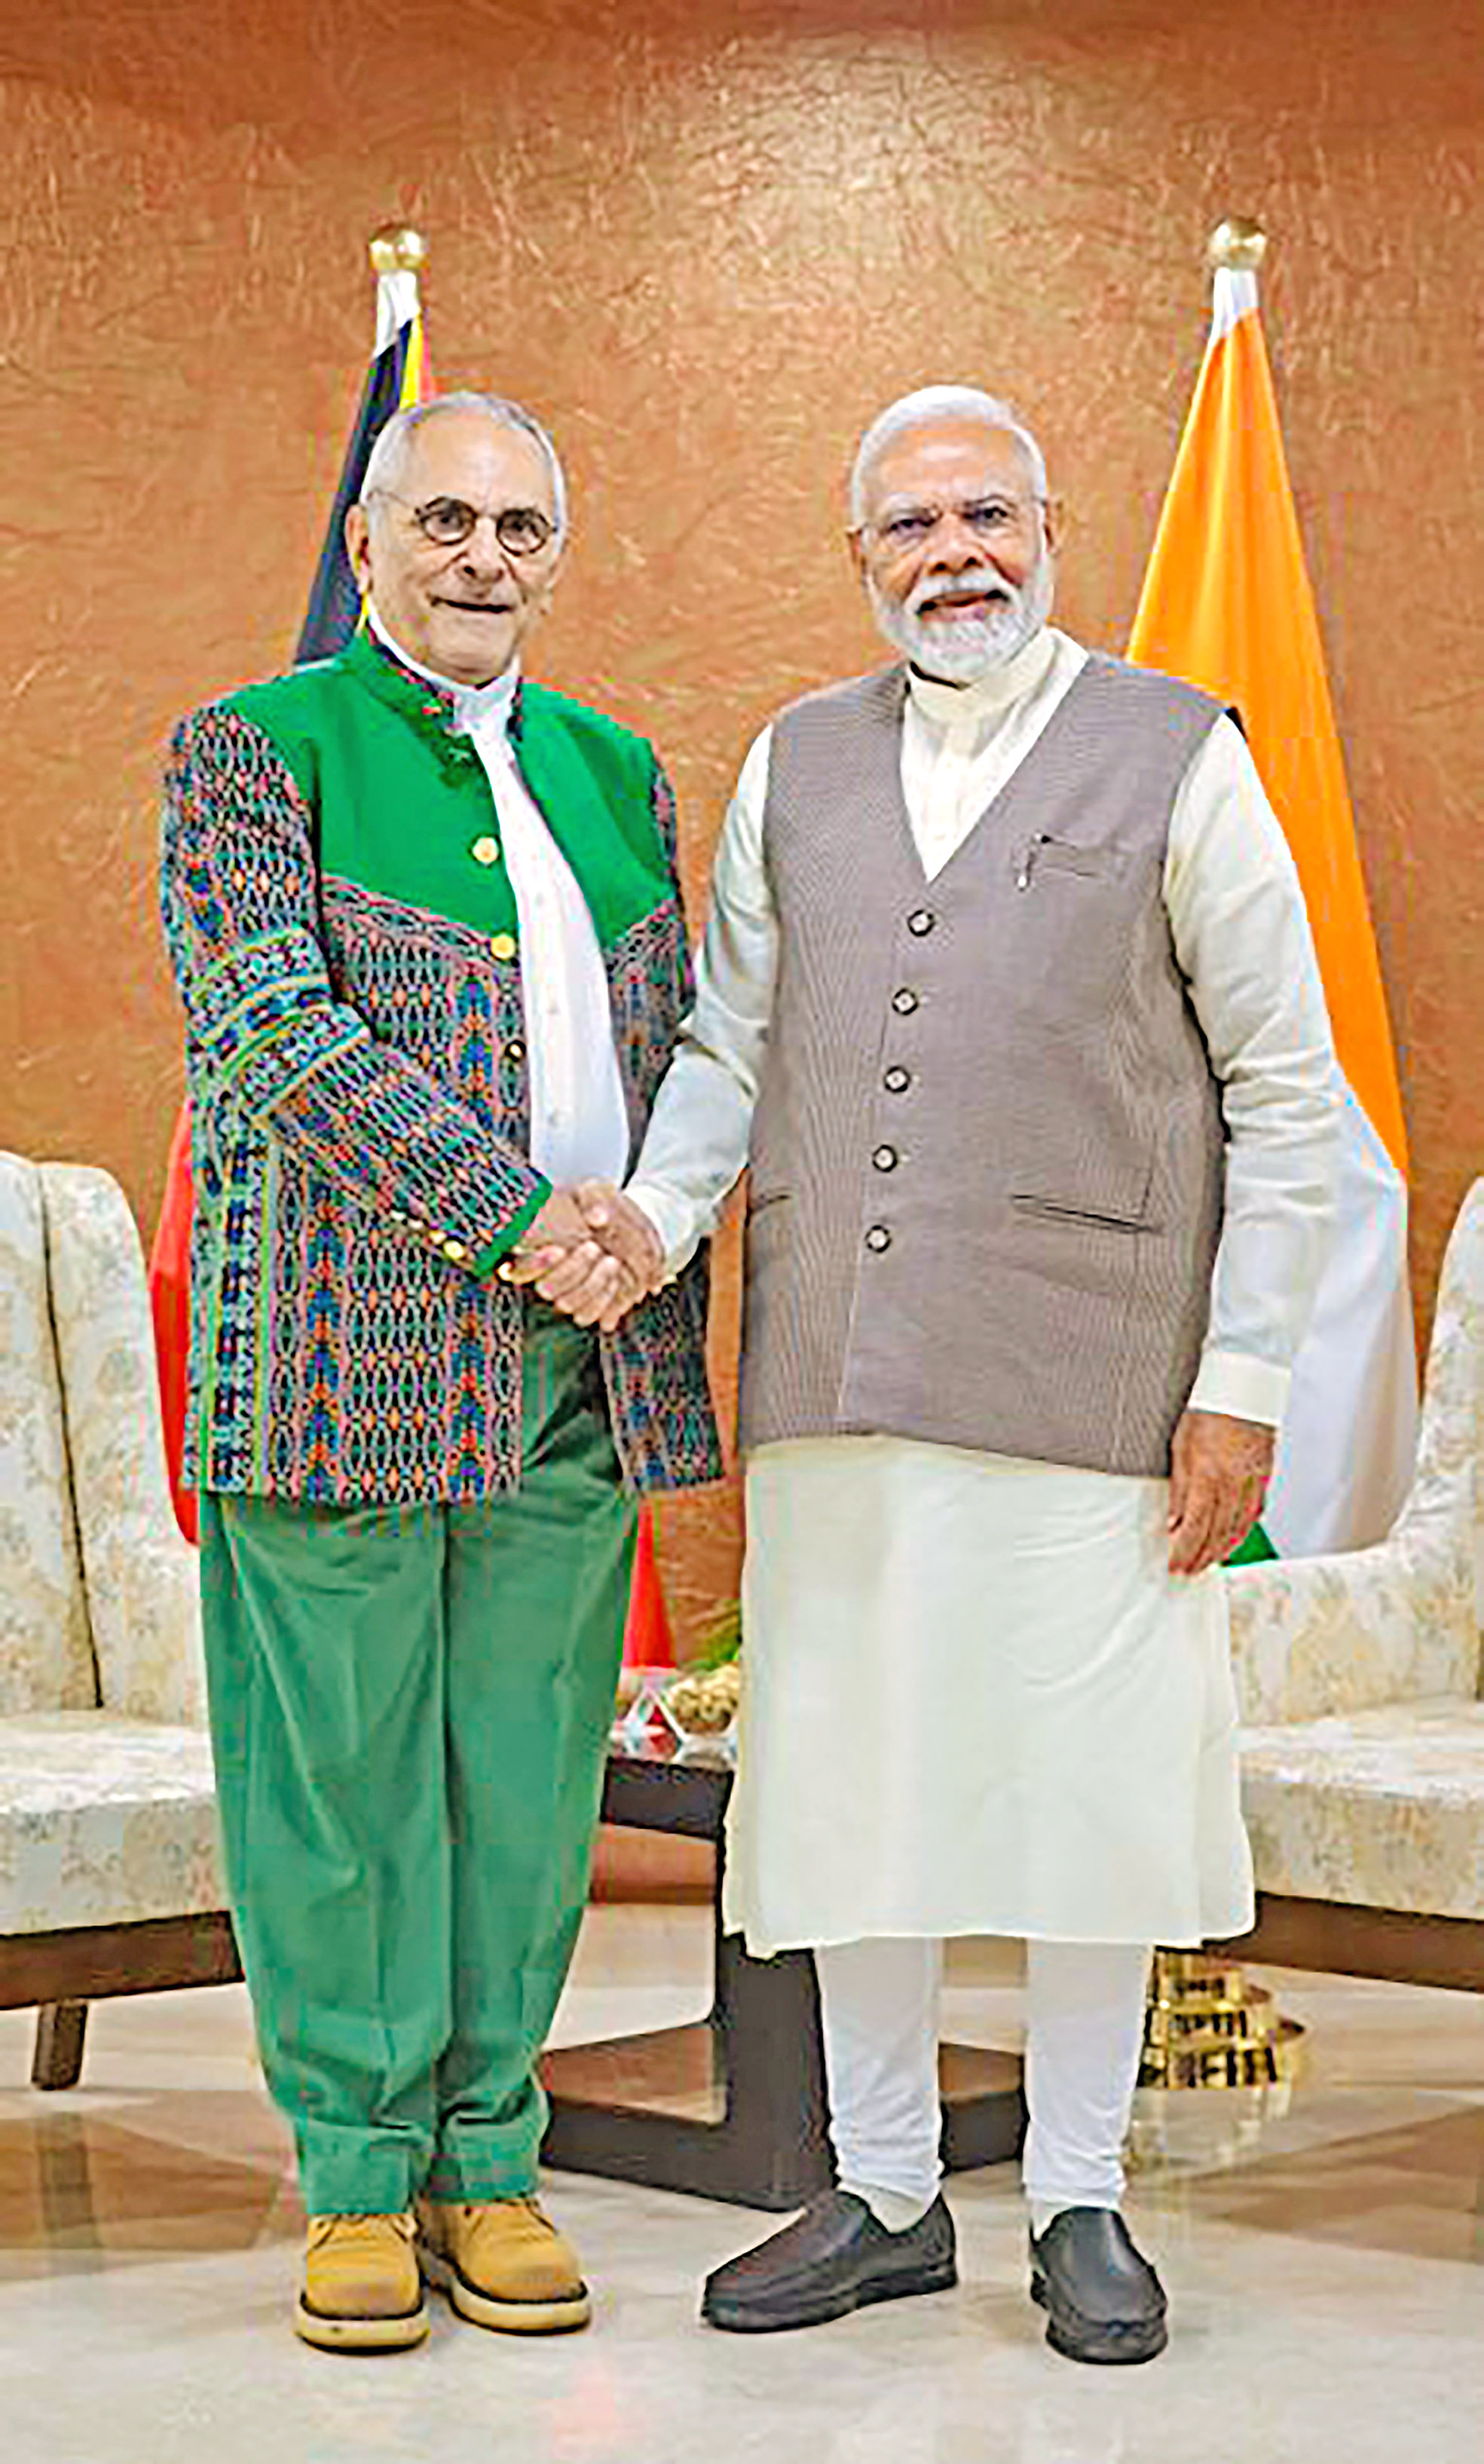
[[869, 552, 1055, 684]]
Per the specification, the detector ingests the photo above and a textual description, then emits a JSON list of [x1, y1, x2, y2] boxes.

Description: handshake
[[499, 1180, 666, 1333]]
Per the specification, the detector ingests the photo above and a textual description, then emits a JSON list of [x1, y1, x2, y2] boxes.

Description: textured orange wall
[[2, 1, 1480, 1644]]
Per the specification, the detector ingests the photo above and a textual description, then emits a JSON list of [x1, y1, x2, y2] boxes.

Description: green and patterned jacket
[[160, 629, 721, 1505]]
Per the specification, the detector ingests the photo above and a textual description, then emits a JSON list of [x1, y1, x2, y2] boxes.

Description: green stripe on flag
[[1226, 1522, 1277, 1566]]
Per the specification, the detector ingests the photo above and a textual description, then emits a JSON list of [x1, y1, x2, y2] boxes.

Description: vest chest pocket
[[1013, 835, 1125, 892]]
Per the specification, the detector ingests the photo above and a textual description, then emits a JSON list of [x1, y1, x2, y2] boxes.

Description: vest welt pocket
[[1013, 835, 1122, 889], [1010, 1194, 1159, 1235]]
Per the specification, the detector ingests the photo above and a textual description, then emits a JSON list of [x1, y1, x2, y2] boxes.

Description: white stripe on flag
[[375, 268, 420, 354], [1210, 266, 1259, 344]]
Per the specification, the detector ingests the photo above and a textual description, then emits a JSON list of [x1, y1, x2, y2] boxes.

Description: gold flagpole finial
[[1207, 217, 1267, 274], [369, 225, 428, 277]]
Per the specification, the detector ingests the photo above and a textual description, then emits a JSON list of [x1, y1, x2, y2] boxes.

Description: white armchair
[[0, 1152, 232, 2087], [1225, 1179, 1484, 1980]]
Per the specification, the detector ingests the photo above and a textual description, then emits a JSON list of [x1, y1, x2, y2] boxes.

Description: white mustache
[[907, 568, 1017, 618]]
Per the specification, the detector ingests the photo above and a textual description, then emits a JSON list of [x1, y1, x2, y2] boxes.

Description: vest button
[[872, 1144, 898, 1172], [490, 932, 517, 961], [907, 908, 935, 935], [883, 1066, 911, 1094], [471, 835, 501, 867], [891, 987, 919, 1015], [506, 1038, 526, 1064], [864, 1224, 892, 1253]]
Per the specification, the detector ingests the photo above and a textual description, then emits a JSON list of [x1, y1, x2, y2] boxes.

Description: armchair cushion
[[0, 1713, 222, 1933], [1241, 1697, 1484, 1920]]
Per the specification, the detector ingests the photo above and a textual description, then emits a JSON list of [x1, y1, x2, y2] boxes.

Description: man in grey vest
[[515, 387, 1341, 2364]]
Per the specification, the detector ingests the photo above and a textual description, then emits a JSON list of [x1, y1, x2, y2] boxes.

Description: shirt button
[[470, 835, 501, 867], [883, 1066, 912, 1094], [907, 908, 935, 936], [864, 1224, 892, 1254], [891, 987, 919, 1016], [872, 1145, 898, 1172], [490, 932, 517, 961]]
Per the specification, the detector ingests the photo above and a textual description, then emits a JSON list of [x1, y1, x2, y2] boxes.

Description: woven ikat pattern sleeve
[[160, 706, 549, 1270], [653, 757, 697, 1008]]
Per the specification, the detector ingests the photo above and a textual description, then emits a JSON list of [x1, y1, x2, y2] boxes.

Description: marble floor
[[1, 1909, 1480, 2464]]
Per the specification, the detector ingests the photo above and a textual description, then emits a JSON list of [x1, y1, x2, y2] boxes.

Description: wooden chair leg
[[31, 2001, 89, 2090]]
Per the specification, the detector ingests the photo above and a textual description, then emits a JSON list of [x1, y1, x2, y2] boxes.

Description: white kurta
[[628, 628, 1341, 1955]]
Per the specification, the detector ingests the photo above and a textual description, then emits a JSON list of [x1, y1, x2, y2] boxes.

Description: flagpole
[[1134, 215, 1308, 2138], [1207, 213, 1266, 269]]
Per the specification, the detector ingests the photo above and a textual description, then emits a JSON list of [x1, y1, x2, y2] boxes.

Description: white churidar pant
[[818, 1935, 1154, 2230]]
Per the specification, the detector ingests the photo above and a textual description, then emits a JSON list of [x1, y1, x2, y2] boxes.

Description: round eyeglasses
[[371, 491, 557, 557]]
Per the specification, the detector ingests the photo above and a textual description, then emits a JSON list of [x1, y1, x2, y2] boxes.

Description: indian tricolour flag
[[1127, 240, 1417, 1556]]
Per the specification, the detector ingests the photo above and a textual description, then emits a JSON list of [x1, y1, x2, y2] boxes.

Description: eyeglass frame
[[366, 488, 561, 558]]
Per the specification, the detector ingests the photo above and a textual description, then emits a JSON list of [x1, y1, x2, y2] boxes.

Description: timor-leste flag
[[148, 254, 430, 1546], [295, 257, 430, 664], [1128, 254, 1416, 1555]]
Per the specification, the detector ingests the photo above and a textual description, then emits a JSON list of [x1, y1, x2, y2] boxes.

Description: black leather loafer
[[702, 2189, 957, 2333], [1030, 2208, 1168, 2365]]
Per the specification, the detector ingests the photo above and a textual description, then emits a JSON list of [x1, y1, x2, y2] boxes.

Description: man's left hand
[[1167, 1409, 1275, 1576]]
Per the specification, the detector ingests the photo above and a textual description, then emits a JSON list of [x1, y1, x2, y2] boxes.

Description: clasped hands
[[501, 1182, 665, 1331]]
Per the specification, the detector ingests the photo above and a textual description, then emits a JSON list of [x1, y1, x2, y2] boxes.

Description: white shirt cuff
[[1187, 1348, 1291, 1428]]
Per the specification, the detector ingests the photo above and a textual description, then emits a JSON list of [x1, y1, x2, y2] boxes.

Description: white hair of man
[[849, 384, 1048, 525], [852, 385, 1054, 683], [361, 390, 569, 539]]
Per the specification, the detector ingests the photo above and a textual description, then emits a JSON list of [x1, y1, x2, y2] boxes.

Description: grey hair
[[849, 385, 1048, 523], [361, 390, 569, 537]]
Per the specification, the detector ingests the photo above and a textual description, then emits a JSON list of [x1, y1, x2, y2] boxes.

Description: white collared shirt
[[627, 626, 1342, 1428], [368, 606, 631, 1191]]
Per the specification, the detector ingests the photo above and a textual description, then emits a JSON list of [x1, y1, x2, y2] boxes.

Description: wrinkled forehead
[[399, 412, 557, 510], [862, 418, 1039, 516]]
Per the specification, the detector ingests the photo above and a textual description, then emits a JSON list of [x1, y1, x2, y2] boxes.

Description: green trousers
[[198, 1312, 636, 2217]]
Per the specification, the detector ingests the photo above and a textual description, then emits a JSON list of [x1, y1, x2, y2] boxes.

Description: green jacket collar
[[341, 626, 529, 749]]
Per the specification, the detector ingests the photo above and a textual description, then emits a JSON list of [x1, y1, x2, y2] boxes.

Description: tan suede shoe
[[416, 2196, 592, 2333], [295, 2211, 430, 2352]]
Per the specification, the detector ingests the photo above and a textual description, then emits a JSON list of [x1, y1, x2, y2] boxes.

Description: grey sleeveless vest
[[740, 652, 1229, 1477]]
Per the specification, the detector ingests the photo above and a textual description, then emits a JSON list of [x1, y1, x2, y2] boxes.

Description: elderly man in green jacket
[[161, 392, 718, 2351]]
